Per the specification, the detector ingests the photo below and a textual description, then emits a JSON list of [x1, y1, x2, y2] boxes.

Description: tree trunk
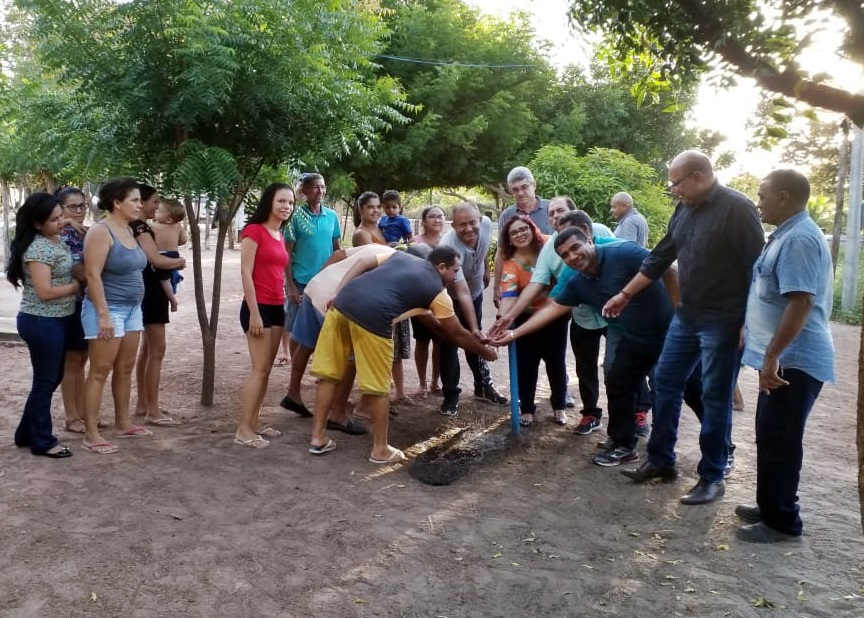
[[859, 315, 864, 535], [1, 180, 11, 269], [832, 118, 851, 273]]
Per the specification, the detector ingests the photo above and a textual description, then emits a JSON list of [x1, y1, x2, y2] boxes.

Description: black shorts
[[411, 315, 439, 342], [240, 300, 286, 333], [141, 268, 170, 325], [65, 299, 88, 352]]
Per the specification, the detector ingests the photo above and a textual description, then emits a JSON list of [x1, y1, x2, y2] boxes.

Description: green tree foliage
[[568, 1, 864, 126], [332, 0, 700, 197], [550, 64, 698, 173], [334, 0, 558, 193], [11, 0, 406, 403], [529, 145, 673, 245]]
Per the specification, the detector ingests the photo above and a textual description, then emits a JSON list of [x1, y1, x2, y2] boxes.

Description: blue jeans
[[15, 313, 69, 453], [755, 368, 822, 536], [647, 313, 740, 482]]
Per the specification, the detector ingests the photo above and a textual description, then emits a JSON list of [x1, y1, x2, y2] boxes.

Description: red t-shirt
[[241, 223, 289, 305]]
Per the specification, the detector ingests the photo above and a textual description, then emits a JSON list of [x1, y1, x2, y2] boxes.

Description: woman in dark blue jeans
[[7, 193, 82, 458]]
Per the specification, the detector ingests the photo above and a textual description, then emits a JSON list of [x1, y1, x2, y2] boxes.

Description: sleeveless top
[[89, 223, 147, 306]]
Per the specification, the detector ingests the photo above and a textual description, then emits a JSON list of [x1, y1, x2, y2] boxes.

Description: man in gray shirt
[[439, 202, 509, 415], [610, 192, 649, 247]]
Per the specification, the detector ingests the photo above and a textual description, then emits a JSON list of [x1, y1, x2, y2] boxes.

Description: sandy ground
[[0, 246, 862, 618]]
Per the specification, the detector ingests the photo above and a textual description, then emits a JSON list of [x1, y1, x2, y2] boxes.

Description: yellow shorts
[[311, 309, 393, 397]]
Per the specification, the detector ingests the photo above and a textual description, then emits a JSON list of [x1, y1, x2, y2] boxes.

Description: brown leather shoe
[[620, 460, 679, 483]]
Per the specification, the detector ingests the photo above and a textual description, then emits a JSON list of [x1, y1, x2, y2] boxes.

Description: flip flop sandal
[[369, 448, 407, 465], [116, 426, 154, 439], [146, 416, 181, 427], [257, 427, 282, 438], [65, 419, 86, 434], [82, 441, 119, 454], [308, 439, 336, 455], [234, 435, 269, 449]]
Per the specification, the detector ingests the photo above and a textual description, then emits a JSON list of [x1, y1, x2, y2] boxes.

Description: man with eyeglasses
[[493, 167, 552, 308], [603, 150, 764, 506]]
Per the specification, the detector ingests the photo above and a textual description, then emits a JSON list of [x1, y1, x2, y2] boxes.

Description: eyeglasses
[[425, 214, 445, 220], [667, 171, 695, 190], [509, 226, 532, 238], [64, 202, 87, 211]]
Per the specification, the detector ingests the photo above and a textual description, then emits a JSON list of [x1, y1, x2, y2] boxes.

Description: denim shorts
[[290, 294, 324, 349], [81, 298, 144, 339]]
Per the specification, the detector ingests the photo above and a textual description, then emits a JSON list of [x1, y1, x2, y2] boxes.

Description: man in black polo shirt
[[603, 150, 764, 505]]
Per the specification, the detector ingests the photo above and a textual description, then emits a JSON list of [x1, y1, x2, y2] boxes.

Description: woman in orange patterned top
[[498, 215, 568, 426]]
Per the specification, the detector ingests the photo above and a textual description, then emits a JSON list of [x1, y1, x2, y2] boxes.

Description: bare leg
[[83, 338, 121, 449], [160, 280, 178, 312], [414, 338, 430, 396], [112, 332, 142, 432], [140, 324, 170, 422], [287, 344, 313, 402], [134, 334, 150, 417], [60, 349, 87, 425], [310, 379, 338, 448], [236, 327, 282, 443], [327, 364, 356, 425], [277, 329, 291, 364], [431, 340, 441, 391], [366, 394, 396, 461], [733, 383, 745, 411], [392, 359, 405, 400]]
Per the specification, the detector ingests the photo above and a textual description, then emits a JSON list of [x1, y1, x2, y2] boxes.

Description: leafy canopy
[[568, 0, 864, 125], [529, 145, 673, 245], [12, 0, 409, 200]]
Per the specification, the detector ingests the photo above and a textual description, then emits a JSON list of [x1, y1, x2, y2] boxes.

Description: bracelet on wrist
[[619, 289, 632, 300]]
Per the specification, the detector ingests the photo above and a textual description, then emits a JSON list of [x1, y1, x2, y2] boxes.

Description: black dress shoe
[[734, 503, 762, 524], [680, 478, 725, 505], [280, 395, 312, 417], [620, 460, 679, 483], [736, 522, 800, 543]]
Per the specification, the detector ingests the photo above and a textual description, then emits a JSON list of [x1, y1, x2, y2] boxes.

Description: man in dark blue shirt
[[603, 150, 764, 505], [491, 227, 677, 466]]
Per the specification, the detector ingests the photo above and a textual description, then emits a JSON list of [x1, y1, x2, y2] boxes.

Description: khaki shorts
[[311, 309, 393, 397]]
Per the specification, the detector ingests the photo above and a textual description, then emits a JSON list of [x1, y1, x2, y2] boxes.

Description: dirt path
[[0, 248, 861, 617]]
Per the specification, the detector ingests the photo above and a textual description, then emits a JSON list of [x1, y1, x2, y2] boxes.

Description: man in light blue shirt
[[736, 169, 835, 544]]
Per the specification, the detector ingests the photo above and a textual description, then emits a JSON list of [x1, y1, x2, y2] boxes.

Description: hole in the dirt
[[409, 427, 516, 486]]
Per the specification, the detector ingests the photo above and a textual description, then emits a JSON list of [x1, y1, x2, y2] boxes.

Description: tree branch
[[833, 0, 864, 66], [675, 0, 864, 126]]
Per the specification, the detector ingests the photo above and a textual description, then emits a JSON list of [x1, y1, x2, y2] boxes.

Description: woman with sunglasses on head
[[7, 192, 81, 458], [498, 215, 568, 426], [57, 187, 98, 434]]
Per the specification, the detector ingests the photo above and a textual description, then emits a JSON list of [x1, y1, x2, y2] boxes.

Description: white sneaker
[[553, 409, 568, 425]]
